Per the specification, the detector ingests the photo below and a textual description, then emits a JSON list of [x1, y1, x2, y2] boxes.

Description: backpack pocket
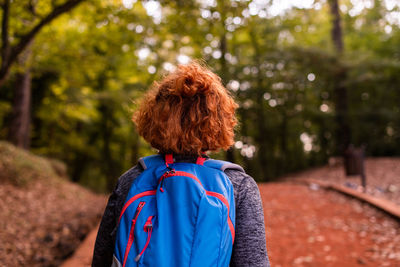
[[121, 201, 146, 267], [115, 191, 157, 267]]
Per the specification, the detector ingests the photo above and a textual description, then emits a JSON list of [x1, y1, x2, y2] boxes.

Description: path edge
[[294, 178, 400, 220], [60, 224, 100, 267]]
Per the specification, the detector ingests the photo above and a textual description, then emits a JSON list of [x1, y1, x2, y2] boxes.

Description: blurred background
[[0, 0, 399, 266]]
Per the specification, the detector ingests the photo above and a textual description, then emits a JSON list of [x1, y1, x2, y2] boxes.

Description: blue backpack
[[112, 154, 244, 267]]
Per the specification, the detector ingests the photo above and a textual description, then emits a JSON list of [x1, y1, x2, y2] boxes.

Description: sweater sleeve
[[225, 170, 270, 267], [92, 165, 143, 267]]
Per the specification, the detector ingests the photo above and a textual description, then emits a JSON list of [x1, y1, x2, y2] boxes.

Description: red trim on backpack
[[157, 171, 203, 187], [165, 154, 174, 167], [118, 190, 156, 223], [122, 202, 146, 267], [206, 191, 235, 244], [196, 156, 206, 165]]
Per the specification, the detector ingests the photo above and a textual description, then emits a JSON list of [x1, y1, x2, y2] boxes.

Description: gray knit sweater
[[92, 155, 270, 267]]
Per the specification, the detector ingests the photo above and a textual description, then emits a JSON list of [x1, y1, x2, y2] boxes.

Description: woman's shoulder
[[114, 164, 144, 196], [224, 168, 257, 188], [223, 168, 260, 205]]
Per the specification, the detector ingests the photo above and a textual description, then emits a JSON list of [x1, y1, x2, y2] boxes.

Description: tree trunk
[[279, 112, 288, 174], [328, 0, 351, 156], [250, 29, 270, 181], [99, 103, 118, 192], [7, 45, 32, 149], [216, 2, 236, 163], [333, 70, 350, 155], [329, 0, 344, 54], [219, 34, 236, 163]]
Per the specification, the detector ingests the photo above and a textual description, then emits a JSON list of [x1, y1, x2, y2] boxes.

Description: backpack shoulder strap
[[203, 159, 245, 173], [139, 154, 245, 173], [138, 154, 164, 170]]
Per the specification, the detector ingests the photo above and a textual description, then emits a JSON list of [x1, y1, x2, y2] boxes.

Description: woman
[[92, 62, 270, 267]]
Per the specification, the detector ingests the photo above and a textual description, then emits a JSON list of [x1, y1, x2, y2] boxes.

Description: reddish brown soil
[[261, 183, 400, 267], [0, 180, 106, 267]]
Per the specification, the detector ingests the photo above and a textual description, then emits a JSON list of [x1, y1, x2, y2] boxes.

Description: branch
[[0, 0, 86, 86]]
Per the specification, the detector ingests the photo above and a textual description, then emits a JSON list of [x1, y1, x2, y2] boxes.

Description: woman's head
[[133, 61, 238, 155]]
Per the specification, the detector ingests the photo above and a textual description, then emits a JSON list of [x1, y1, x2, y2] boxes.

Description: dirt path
[[62, 183, 400, 266], [60, 225, 99, 267], [261, 183, 400, 267]]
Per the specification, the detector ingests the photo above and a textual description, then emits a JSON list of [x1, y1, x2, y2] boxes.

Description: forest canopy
[[1, 0, 399, 192]]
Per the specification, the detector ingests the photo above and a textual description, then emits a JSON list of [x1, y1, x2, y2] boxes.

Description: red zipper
[[119, 190, 156, 223], [158, 170, 203, 192], [159, 169, 175, 192], [122, 201, 146, 267], [134, 215, 154, 262]]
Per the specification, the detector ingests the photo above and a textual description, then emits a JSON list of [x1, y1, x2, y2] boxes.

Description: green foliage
[[1, 0, 400, 191]]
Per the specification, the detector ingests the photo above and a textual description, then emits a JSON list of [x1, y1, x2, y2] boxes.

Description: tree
[[328, 0, 351, 155], [7, 44, 32, 148], [2, 0, 86, 148], [1, 0, 86, 86]]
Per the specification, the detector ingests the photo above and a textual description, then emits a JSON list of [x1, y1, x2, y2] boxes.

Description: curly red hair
[[133, 62, 238, 155]]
